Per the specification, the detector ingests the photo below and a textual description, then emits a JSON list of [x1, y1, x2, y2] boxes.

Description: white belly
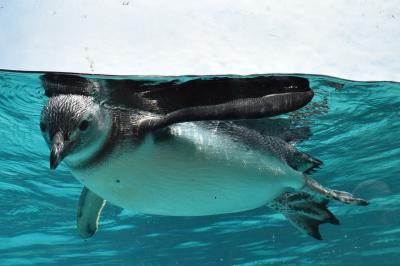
[[68, 122, 305, 216]]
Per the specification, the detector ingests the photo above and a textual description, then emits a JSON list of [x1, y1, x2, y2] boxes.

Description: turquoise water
[[0, 70, 399, 265]]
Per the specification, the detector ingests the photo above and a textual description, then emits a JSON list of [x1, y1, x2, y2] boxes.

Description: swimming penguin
[[39, 73, 368, 240]]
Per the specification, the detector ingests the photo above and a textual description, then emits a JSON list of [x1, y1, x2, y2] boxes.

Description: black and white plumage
[[39, 73, 368, 240]]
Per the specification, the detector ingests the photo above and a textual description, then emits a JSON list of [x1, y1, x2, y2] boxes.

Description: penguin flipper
[[77, 187, 106, 238], [285, 145, 323, 174], [254, 135, 322, 173], [139, 76, 313, 131], [212, 122, 321, 173]]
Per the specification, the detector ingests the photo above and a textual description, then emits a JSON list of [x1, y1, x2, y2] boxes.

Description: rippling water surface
[[0, 70, 399, 265]]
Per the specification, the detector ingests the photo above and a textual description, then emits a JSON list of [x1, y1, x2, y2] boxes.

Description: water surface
[[0, 70, 399, 265]]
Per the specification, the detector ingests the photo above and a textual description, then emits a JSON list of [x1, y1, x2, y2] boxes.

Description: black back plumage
[[41, 72, 319, 171], [41, 73, 312, 113]]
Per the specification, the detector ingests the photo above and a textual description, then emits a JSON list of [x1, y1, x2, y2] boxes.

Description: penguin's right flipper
[[268, 192, 340, 240], [77, 186, 106, 238]]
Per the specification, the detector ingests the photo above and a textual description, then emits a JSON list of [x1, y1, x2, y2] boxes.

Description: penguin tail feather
[[269, 192, 339, 240]]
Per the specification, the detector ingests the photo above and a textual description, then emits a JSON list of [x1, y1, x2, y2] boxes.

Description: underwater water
[[0, 69, 399, 266]]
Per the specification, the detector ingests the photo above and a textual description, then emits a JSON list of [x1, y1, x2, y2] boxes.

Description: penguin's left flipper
[[139, 76, 314, 131], [205, 122, 322, 174], [77, 187, 106, 238], [261, 135, 323, 173]]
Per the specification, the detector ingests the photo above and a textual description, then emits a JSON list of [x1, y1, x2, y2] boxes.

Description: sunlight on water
[[0, 70, 399, 265]]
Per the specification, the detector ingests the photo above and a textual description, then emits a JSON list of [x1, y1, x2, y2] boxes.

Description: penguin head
[[40, 95, 110, 170]]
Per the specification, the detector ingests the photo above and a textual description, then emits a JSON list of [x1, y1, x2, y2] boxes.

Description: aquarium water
[[0, 70, 399, 265]]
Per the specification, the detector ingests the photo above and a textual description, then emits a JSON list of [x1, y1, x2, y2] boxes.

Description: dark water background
[[0, 70, 399, 265]]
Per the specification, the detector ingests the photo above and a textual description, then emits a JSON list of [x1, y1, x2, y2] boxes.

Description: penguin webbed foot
[[304, 177, 369, 206], [269, 192, 340, 240]]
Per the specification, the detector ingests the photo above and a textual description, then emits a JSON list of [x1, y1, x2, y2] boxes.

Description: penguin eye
[[79, 120, 89, 131], [40, 122, 46, 132]]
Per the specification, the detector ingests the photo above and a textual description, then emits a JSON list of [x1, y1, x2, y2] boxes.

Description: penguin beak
[[50, 131, 65, 170]]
